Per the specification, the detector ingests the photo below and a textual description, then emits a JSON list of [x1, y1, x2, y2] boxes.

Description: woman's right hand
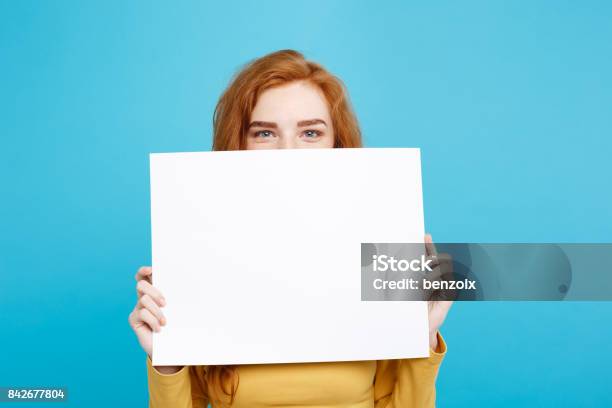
[[128, 266, 167, 358], [129, 266, 183, 374]]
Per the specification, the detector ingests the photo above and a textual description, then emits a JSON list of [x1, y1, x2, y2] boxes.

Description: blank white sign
[[150, 148, 429, 366]]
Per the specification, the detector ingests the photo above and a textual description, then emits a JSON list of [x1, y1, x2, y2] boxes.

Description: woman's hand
[[424, 234, 453, 351], [128, 266, 166, 357], [128, 266, 181, 374]]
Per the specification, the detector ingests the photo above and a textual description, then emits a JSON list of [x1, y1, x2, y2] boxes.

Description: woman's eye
[[302, 130, 322, 138], [254, 130, 274, 138]]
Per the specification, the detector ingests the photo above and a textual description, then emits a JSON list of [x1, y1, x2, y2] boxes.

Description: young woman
[[129, 49, 453, 408]]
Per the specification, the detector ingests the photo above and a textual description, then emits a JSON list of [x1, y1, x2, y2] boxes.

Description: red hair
[[213, 49, 362, 150], [205, 49, 362, 406]]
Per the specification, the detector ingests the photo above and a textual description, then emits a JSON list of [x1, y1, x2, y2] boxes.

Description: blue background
[[1, 1, 611, 406]]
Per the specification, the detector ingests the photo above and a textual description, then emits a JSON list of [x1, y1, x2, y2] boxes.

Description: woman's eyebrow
[[249, 121, 277, 128], [297, 119, 327, 127]]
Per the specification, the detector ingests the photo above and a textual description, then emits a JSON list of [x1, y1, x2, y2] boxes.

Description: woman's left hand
[[424, 234, 453, 351]]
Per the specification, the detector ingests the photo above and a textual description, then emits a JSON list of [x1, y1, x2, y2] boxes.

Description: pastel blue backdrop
[[1, 1, 610, 407]]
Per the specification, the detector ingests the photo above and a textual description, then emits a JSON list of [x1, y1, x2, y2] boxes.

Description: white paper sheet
[[150, 148, 429, 366]]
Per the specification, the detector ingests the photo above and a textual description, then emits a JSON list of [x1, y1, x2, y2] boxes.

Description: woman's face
[[246, 80, 335, 149]]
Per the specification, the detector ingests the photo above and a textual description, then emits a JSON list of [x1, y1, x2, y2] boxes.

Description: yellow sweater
[[147, 332, 446, 408]]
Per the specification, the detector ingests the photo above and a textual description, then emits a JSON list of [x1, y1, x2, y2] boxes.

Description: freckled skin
[[246, 81, 335, 150]]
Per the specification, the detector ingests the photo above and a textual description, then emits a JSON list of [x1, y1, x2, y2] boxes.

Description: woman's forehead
[[251, 81, 331, 123]]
